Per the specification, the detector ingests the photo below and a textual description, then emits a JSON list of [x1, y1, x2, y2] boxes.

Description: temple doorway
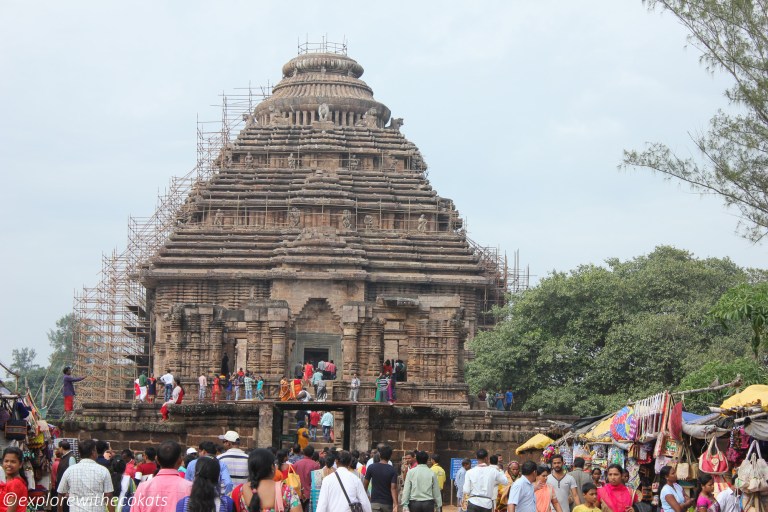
[[303, 347, 328, 366], [235, 339, 247, 373], [272, 402, 351, 451]]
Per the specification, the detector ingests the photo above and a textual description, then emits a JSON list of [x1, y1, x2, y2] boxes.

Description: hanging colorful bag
[[700, 436, 728, 475], [4, 419, 27, 440], [285, 464, 302, 497], [737, 440, 768, 493]]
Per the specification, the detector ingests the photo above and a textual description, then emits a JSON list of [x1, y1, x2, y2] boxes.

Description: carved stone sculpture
[[386, 117, 404, 132], [213, 209, 223, 226], [341, 209, 352, 229], [417, 214, 427, 233], [363, 214, 375, 231], [288, 207, 301, 227], [288, 153, 297, 169], [245, 152, 254, 168], [318, 103, 330, 122]]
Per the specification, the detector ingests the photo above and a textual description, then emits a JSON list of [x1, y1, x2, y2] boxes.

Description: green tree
[[710, 282, 768, 356], [623, 0, 768, 242], [467, 246, 754, 415], [9, 348, 40, 375]]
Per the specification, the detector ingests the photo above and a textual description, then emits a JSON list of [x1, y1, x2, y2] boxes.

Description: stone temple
[[136, 46, 507, 406], [68, 45, 564, 464]]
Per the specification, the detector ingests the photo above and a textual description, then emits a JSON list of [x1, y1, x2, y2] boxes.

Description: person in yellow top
[[572, 483, 601, 512], [428, 453, 447, 511], [296, 422, 310, 450]]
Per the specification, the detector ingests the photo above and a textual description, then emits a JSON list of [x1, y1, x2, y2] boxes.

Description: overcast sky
[[1, 1, 764, 365]]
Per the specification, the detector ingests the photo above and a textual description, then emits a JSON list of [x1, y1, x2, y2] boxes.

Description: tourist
[[309, 410, 320, 441], [109, 458, 127, 510], [454, 458, 471, 512], [598, 465, 640, 512], [375, 373, 389, 402], [547, 454, 579, 512], [303, 361, 314, 387], [297, 424, 310, 451], [462, 448, 508, 512], [57, 439, 114, 512], [312, 370, 324, 396], [148, 374, 157, 403], [160, 369, 175, 402], [573, 483, 600, 512], [320, 411, 334, 442], [349, 373, 361, 402], [53, 441, 77, 512], [222, 374, 232, 401], [394, 359, 406, 382], [138, 371, 149, 401], [316, 450, 372, 512], [494, 391, 504, 411], [198, 373, 208, 402], [62, 366, 86, 418], [235, 449, 301, 512], [383, 360, 393, 375], [132, 441, 192, 512], [715, 476, 738, 512], [179, 450, 198, 478], [364, 444, 398, 512], [185, 442, 233, 496], [486, 392, 496, 410], [293, 446, 320, 512], [316, 377, 328, 402], [288, 443, 302, 465], [212, 374, 221, 403], [176, 457, 233, 512], [233, 373, 242, 401], [658, 465, 694, 512], [429, 454, 446, 496], [256, 375, 265, 400], [160, 378, 184, 421], [218, 431, 249, 486], [296, 388, 312, 402], [96, 440, 113, 468], [0, 447, 28, 512], [535, 465, 563, 512], [401, 450, 441, 512], [499, 461, 521, 509], [570, 458, 592, 504], [135, 378, 142, 401], [280, 376, 291, 401], [591, 469, 603, 489], [244, 372, 254, 400], [326, 360, 336, 380], [317, 359, 326, 378], [294, 361, 304, 380], [508, 460, 537, 512], [387, 371, 397, 404], [136, 447, 160, 479]]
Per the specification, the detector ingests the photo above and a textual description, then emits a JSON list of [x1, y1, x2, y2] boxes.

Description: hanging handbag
[[737, 440, 768, 493], [700, 436, 729, 475], [335, 471, 364, 512], [676, 445, 699, 481], [285, 464, 302, 498], [4, 419, 27, 440]]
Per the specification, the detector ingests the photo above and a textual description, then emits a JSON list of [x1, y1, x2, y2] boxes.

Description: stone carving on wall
[[318, 103, 330, 122], [243, 112, 257, 128], [386, 117, 404, 132], [349, 154, 359, 170], [341, 209, 352, 230], [363, 214, 375, 231], [288, 153, 297, 169], [213, 209, 223, 226], [356, 107, 378, 128], [288, 207, 301, 227], [244, 152, 254, 168], [417, 214, 427, 233]]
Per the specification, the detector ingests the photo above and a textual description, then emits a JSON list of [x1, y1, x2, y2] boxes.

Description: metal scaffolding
[[72, 86, 269, 404]]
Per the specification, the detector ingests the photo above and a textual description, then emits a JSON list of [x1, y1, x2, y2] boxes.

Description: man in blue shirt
[[504, 390, 514, 411], [184, 441, 233, 495], [508, 460, 537, 512]]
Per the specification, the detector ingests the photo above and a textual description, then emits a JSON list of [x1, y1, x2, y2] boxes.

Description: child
[[0, 447, 28, 512], [573, 483, 601, 512]]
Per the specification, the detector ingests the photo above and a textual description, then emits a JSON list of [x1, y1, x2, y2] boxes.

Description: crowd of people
[[476, 390, 515, 411], [450, 452, 741, 512]]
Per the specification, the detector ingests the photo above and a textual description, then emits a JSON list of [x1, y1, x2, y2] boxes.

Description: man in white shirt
[[57, 439, 114, 512], [197, 374, 207, 401], [160, 370, 174, 402], [316, 450, 372, 512], [349, 373, 361, 402], [217, 431, 249, 485], [716, 478, 739, 512], [463, 449, 508, 512]]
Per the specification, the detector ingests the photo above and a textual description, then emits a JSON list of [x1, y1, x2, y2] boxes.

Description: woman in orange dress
[[279, 377, 291, 401], [534, 465, 563, 512], [212, 375, 221, 402]]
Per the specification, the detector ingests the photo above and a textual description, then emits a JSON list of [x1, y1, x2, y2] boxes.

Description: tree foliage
[[623, 0, 768, 242], [467, 246, 755, 415], [3, 314, 79, 418], [710, 282, 768, 356]]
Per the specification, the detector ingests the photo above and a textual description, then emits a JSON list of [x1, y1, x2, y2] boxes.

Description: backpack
[[121, 478, 136, 512]]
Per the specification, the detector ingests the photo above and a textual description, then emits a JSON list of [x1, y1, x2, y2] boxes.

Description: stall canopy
[[720, 385, 768, 412], [516, 434, 555, 454], [582, 414, 615, 443]]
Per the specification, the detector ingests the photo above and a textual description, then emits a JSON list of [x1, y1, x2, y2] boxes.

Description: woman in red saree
[[597, 465, 637, 512]]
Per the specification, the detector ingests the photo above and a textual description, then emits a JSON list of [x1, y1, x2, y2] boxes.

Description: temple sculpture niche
[[75, 43, 509, 408]]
